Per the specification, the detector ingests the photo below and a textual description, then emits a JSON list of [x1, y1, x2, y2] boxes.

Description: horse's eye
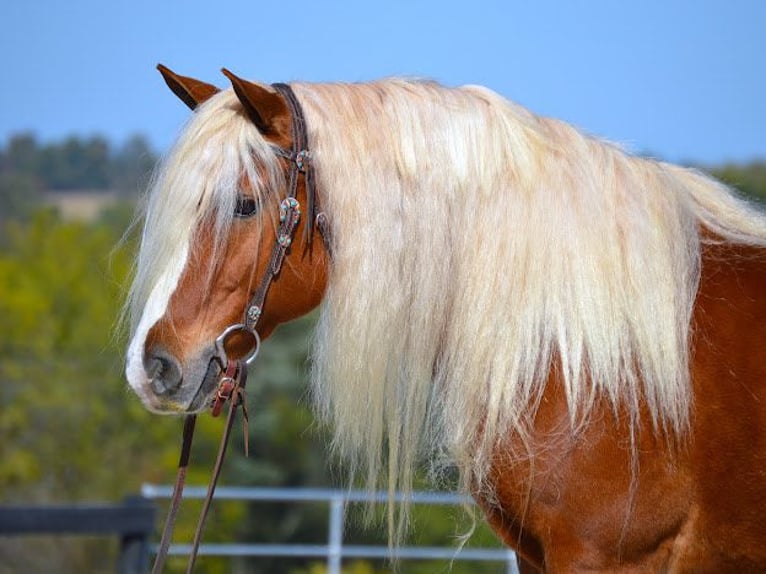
[[234, 196, 258, 218]]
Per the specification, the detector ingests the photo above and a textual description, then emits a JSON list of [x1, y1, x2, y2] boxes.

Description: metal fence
[[0, 496, 155, 574], [141, 484, 520, 574]]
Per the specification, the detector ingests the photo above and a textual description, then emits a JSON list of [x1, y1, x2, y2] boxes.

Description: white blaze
[[125, 243, 189, 402]]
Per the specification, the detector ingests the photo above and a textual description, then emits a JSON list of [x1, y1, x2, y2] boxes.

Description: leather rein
[[151, 82, 323, 574]]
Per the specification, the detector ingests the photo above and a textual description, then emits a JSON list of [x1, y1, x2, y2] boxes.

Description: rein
[[151, 82, 320, 573]]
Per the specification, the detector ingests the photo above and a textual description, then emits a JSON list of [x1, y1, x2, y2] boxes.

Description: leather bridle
[[240, 82, 322, 332], [151, 82, 325, 574]]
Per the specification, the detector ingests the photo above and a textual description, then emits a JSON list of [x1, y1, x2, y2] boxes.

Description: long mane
[[294, 80, 766, 528]]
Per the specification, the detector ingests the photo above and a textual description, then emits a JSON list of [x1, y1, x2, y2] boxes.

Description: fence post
[[327, 493, 344, 574], [118, 496, 155, 574]]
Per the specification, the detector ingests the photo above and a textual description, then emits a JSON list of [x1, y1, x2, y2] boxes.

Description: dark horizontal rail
[[0, 497, 156, 574], [0, 497, 155, 536]]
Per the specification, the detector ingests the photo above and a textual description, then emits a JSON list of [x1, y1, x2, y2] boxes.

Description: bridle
[[151, 82, 325, 574], [241, 82, 323, 332]]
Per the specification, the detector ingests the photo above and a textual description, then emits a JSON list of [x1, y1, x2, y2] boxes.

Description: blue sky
[[1, 0, 764, 164]]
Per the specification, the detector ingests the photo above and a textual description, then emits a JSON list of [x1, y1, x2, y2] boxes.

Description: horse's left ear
[[221, 68, 288, 136], [157, 64, 220, 110]]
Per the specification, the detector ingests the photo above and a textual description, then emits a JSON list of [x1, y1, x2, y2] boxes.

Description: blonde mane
[[293, 80, 766, 530], [130, 77, 766, 540]]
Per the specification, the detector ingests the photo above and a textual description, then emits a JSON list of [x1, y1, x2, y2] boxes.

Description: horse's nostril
[[145, 347, 183, 395]]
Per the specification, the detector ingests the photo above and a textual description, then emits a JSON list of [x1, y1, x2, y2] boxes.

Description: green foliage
[[0, 207, 178, 571], [0, 210, 177, 498]]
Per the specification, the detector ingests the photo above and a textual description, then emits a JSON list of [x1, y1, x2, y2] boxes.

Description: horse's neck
[[481, 238, 766, 568]]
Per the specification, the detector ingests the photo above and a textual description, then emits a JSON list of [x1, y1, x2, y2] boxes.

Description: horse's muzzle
[[145, 345, 183, 396]]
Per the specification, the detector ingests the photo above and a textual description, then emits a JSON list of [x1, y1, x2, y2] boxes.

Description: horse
[[125, 64, 766, 572]]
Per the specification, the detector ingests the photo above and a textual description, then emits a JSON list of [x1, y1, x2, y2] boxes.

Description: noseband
[[152, 83, 323, 574]]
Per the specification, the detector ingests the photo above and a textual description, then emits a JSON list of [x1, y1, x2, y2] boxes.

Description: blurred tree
[[0, 209, 180, 572], [110, 134, 157, 194], [0, 172, 43, 228], [3, 133, 41, 176], [39, 136, 111, 190], [0, 210, 178, 499], [711, 161, 766, 203], [0, 133, 157, 194]]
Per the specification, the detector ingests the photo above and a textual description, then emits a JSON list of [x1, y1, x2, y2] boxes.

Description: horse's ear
[[221, 68, 288, 136], [157, 64, 219, 110]]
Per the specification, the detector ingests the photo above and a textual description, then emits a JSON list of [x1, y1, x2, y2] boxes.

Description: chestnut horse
[[125, 65, 766, 572]]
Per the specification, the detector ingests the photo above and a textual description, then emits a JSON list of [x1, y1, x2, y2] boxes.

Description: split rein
[[151, 338, 255, 574], [151, 83, 321, 574]]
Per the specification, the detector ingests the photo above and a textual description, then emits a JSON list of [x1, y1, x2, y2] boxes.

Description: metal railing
[[141, 485, 519, 573], [0, 496, 155, 574]]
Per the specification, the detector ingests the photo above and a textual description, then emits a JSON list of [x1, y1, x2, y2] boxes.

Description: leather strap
[[185, 361, 248, 573], [151, 415, 197, 574], [244, 82, 326, 330], [151, 362, 248, 574]]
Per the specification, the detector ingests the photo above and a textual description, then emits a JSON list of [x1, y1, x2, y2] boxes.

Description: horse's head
[[125, 65, 329, 414]]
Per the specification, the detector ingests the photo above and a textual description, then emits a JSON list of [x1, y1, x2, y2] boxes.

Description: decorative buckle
[[279, 197, 301, 223], [294, 149, 310, 172], [246, 305, 261, 324]]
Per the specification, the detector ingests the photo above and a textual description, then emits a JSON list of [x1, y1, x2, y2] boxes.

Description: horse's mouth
[[186, 358, 223, 412], [135, 353, 223, 414]]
